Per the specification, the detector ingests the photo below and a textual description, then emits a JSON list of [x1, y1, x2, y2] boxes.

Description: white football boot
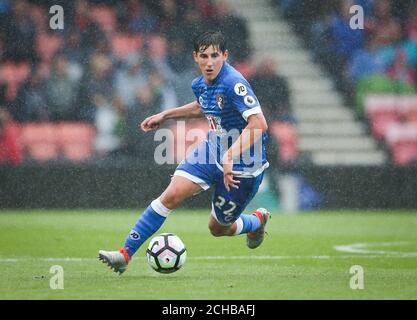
[[98, 248, 130, 275], [246, 208, 271, 249]]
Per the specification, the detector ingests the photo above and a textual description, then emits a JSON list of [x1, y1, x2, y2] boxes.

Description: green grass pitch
[[0, 209, 417, 300]]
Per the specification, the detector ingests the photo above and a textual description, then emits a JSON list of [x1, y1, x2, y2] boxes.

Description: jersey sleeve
[[226, 78, 262, 121]]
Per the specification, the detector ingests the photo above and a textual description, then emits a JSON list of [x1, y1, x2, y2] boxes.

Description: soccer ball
[[146, 233, 187, 274]]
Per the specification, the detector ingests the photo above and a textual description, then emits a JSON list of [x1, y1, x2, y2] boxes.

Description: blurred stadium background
[[1, 0, 417, 300], [1, 0, 417, 210]]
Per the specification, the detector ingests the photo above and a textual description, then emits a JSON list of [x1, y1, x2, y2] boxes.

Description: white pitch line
[[195, 255, 332, 260], [334, 242, 417, 257], [3, 243, 416, 263], [1, 254, 417, 263]]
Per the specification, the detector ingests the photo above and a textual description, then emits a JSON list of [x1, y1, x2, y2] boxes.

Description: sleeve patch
[[234, 83, 247, 96], [244, 95, 257, 106]]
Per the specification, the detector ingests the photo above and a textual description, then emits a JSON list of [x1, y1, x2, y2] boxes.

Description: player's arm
[[140, 101, 204, 132], [222, 113, 268, 191]]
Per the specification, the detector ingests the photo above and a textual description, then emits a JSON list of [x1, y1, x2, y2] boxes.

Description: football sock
[[124, 198, 171, 257], [234, 214, 261, 235]]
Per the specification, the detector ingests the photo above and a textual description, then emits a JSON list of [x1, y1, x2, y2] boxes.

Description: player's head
[[193, 31, 228, 84]]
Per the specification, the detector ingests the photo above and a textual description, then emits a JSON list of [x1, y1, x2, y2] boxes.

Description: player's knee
[[160, 191, 182, 209], [208, 229, 219, 237], [209, 227, 223, 237], [208, 221, 226, 237]]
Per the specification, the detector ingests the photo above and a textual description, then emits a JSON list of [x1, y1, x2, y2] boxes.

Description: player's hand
[[140, 113, 165, 132], [222, 158, 241, 192]]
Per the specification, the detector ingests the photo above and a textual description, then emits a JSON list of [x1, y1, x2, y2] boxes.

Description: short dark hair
[[193, 30, 227, 53]]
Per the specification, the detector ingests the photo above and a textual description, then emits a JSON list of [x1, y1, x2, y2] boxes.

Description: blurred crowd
[[0, 0, 297, 167], [0, 0, 295, 166], [0, 0, 234, 164], [278, 0, 417, 115]]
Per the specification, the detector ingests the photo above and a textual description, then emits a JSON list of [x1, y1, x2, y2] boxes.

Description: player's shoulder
[[223, 63, 247, 82], [191, 75, 205, 90], [222, 63, 252, 96]]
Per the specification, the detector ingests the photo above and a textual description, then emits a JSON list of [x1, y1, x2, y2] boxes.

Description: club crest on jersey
[[244, 95, 256, 106], [234, 83, 247, 96], [216, 94, 224, 109], [198, 96, 204, 106]]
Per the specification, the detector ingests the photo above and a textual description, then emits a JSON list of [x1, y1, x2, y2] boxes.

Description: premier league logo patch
[[244, 95, 256, 106], [216, 95, 224, 109]]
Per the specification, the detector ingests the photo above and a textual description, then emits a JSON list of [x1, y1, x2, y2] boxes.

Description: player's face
[[193, 45, 228, 84]]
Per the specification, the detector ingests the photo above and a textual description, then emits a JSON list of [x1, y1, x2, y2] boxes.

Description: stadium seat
[[8, 121, 23, 154], [365, 95, 401, 139], [385, 123, 417, 166], [268, 121, 298, 162], [399, 96, 417, 124], [168, 120, 208, 163], [355, 75, 416, 116], [56, 122, 96, 162], [20, 123, 59, 161], [8, 122, 22, 143]]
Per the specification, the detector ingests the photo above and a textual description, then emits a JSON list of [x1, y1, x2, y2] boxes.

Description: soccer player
[[99, 31, 271, 274]]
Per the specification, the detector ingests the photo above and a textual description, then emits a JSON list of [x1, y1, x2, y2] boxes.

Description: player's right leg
[[209, 171, 271, 249], [245, 208, 271, 249], [99, 175, 202, 274], [209, 207, 270, 249]]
